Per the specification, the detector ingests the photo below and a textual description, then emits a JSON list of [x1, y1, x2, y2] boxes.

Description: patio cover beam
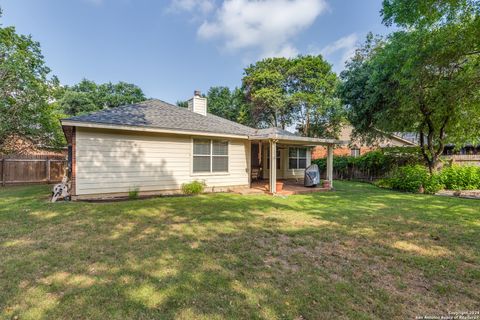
[[327, 144, 334, 188], [269, 139, 277, 194]]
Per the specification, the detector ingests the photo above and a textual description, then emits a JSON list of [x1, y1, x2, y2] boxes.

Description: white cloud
[[197, 0, 328, 58], [261, 44, 299, 59], [168, 0, 216, 14], [318, 33, 358, 71]]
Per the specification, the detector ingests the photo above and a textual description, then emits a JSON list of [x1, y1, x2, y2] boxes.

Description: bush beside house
[[314, 147, 480, 194], [438, 166, 480, 190], [379, 165, 443, 194], [181, 181, 206, 195], [312, 147, 423, 180], [377, 165, 480, 194]]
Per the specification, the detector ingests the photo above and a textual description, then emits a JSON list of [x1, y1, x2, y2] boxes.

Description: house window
[[193, 139, 228, 173], [289, 147, 307, 169], [351, 148, 360, 157], [266, 148, 281, 169]]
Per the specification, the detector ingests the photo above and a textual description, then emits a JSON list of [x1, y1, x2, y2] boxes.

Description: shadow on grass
[[0, 181, 479, 319]]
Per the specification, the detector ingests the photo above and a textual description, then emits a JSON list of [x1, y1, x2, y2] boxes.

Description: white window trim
[[351, 148, 360, 158], [288, 147, 307, 170], [191, 138, 230, 176]]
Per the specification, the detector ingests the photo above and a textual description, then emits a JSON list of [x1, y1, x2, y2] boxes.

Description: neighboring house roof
[[62, 99, 344, 145], [63, 99, 257, 137], [394, 132, 420, 145], [338, 125, 417, 147], [388, 133, 418, 146]]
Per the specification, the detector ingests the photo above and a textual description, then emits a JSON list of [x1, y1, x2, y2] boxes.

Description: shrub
[[128, 187, 139, 200], [423, 174, 444, 195], [388, 165, 429, 193], [311, 147, 423, 179], [387, 165, 443, 194], [438, 165, 480, 190], [374, 178, 392, 189], [182, 180, 205, 195]]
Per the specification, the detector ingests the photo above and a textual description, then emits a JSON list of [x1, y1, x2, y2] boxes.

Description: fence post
[[46, 158, 51, 184], [1, 159, 5, 186]]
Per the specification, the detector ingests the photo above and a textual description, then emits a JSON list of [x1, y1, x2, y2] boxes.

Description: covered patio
[[231, 179, 331, 196], [246, 128, 345, 195]]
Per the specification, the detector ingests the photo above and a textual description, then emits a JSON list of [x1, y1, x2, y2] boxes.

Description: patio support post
[[327, 144, 333, 188], [269, 139, 277, 194]]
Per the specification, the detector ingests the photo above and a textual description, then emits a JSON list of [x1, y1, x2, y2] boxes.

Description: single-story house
[[61, 91, 344, 200], [313, 124, 417, 159]]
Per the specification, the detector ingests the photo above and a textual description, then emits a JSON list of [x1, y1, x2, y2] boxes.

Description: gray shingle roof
[[255, 127, 298, 138], [64, 99, 257, 136]]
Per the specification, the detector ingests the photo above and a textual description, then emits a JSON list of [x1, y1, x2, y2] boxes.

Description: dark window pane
[[289, 158, 297, 169], [289, 148, 297, 157], [212, 156, 228, 172], [194, 140, 210, 155], [298, 148, 307, 158], [213, 141, 228, 155], [299, 158, 307, 169], [267, 148, 280, 169], [193, 156, 210, 172]]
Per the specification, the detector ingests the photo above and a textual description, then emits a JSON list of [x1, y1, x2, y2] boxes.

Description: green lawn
[[1, 181, 479, 319]]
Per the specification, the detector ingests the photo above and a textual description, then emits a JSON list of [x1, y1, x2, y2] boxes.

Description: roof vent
[[188, 90, 207, 116]]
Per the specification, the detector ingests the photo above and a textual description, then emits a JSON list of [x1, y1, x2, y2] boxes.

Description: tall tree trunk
[[304, 106, 310, 136], [418, 116, 449, 174]]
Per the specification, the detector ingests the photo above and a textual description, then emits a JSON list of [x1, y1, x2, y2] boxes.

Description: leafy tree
[[176, 100, 188, 108], [206, 86, 236, 120], [97, 81, 145, 109], [231, 87, 254, 127], [242, 57, 292, 129], [288, 55, 342, 137], [206, 86, 252, 125], [59, 79, 146, 116], [341, 0, 480, 173], [242, 56, 342, 135], [0, 10, 63, 147], [381, 0, 480, 27], [59, 91, 97, 116], [176, 87, 253, 126]]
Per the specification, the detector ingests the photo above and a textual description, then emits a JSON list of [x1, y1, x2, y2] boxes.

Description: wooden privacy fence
[[320, 167, 386, 182], [1, 155, 68, 186], [442, 155, 480, 167]]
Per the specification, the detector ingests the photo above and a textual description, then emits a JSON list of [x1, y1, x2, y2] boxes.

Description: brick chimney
[[188, 90, 207, 116]]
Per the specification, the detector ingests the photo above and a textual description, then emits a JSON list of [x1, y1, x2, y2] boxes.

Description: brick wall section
[[312, 146, 376, 159], [71, 127, 76, 197]]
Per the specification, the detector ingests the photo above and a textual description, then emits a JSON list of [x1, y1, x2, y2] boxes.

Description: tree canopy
[[381, 0, 480, 27], [176, 87, 252, 126], [242, 55, 342, 136], [341, 1, 480, 172], [59, 79, 146, 116], [206, 86, 252, 126], [0, 12, 64, 148]]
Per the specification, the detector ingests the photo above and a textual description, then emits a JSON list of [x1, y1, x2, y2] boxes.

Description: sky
[[0, 0, 390, 104]]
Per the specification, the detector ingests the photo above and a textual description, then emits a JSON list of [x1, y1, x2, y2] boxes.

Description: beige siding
[[76, 128, 249, 195], [261, 145, 311, 179]]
